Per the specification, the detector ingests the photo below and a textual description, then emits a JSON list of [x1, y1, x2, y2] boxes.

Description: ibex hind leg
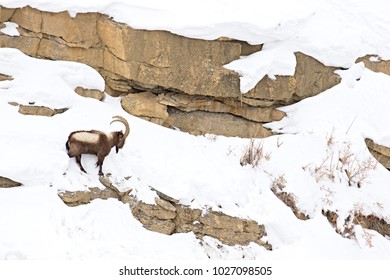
[[75, 155, 87, 173]]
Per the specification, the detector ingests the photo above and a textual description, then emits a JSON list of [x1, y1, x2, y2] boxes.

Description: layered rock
[[58, 182, 270, 249], [0, 5, 343, 137]]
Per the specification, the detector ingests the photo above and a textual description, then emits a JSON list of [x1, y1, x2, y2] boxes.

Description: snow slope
[[1, 0, 390, 260], [1, 47, 390, 259]]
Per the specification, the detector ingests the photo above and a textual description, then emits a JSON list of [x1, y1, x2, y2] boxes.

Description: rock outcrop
[[18, 104, 68, 116], [58, 180, 270, 249], [0, 176, 22, 188], [0, 5, 343, 138], [356, 55, 390, 76]]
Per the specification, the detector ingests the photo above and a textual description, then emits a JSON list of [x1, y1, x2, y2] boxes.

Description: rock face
[[0, 6, 343, 138], [58, 185, 270, 249]]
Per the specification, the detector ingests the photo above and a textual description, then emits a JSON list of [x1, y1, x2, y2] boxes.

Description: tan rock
[[11, 6, 42, 33], [18, 105, 68, 117], [169, 109, 273, 138], [0, 33, 41, 56], [155, 198, 176, 212], [357, 55, 390, 76], [57, 186, 269, 248], [0, 176, 22, 188], [58, 187, 119, 206], [174, 207, 202, 233], [365, 138, 390, 169], [199, 212, 245, 232], [0, 7, 15, 22], [158, 92, 285, 123], [41, 11, 100, 48], [246, 52, 341, 105], [366, 138, 390, 157], [0, 73, 12, 81], [2, 7, 345, 139], [18, 105, 55, 116], [121, 92, 169, 125], [244, 220, 266, 235], [99, 69, 138, 97], [37, 38, 103, 67], [75, 86, 104, 100], [98, 15, 242, 97], [132, 202, 177, 220], [140, 218, 176, 235]]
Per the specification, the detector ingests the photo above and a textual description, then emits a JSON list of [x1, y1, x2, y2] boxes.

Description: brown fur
[[66, 116, 129, 176]]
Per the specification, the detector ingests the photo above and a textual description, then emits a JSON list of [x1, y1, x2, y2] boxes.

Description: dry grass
[[313, 154, 337, 183], [339, 147, 377, 187], [321, 185, 335, 206], [310, 141, 377, 188], [361, 229, 374, 248], [240, 139, 271, 168]]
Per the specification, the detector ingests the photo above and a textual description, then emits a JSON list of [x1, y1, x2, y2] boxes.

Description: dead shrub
[[240, 139, 270, 168], [310, 140, 377, 188], [339, 147, 377, 187]]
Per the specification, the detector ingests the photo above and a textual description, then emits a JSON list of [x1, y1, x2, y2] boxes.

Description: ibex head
[[110, 115, 130, 153]]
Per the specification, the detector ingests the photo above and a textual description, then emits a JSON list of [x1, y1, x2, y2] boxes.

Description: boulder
[[75, 86, 104, 100], [18, 105, 68, 117], [121, 92, 169, 125]]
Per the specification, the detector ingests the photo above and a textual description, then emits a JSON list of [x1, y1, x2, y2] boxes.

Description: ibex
[[66, 116, 130, 176]]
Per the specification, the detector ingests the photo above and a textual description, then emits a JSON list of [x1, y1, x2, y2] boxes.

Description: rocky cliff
[[0, 6, 343, 137]]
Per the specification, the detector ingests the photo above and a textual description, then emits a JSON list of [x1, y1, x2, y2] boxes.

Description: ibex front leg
[[96, 154, 105, 176]]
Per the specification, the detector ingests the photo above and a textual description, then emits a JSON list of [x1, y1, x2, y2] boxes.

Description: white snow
[[0, 22, 19, 36], [1, 0, 390, 260]]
